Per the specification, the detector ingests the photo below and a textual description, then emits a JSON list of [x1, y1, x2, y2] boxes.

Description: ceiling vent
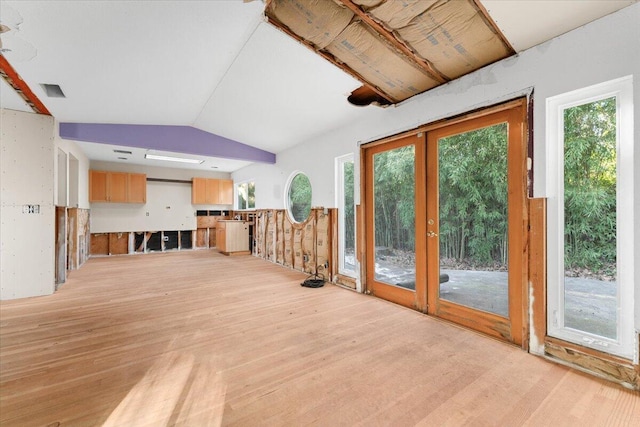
[[113, 149, 133, 155], [40, 83, 66, 98]]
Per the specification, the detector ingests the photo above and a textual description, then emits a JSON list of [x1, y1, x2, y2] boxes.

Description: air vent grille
[[40, 83, 66, 98]]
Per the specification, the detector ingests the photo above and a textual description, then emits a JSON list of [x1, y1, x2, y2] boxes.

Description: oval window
[[286, 172, 312, 223]]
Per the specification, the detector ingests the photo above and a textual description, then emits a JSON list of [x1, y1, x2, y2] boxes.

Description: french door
[[364, 100, 528, 345], [364, 133, 427, 311]]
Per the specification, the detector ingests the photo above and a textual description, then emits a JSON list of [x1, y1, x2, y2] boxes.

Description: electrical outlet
[[22, 204, 40, 214]]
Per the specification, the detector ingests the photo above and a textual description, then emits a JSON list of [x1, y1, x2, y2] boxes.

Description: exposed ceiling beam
[[0, 54, 51, 115]]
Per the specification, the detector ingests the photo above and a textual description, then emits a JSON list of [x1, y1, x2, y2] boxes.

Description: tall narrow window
[[237, 181, 255, 210], [336, 154, 356, 277], [547, 76, 634, 359]]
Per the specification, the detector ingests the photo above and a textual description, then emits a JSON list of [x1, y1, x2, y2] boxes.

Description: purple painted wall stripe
[[59, 123, 276, 164]]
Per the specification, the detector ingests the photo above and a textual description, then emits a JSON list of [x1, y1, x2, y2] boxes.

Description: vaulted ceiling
[[0, 0, 636, 172]]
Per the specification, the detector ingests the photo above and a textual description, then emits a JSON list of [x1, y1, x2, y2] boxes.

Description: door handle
[[427, 231, 438, 237]]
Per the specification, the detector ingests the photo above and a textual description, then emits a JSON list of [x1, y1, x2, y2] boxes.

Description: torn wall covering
[[265, 0, 513, 105], [255, 208, 333, 280]]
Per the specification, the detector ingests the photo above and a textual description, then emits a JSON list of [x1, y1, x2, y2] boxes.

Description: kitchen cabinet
[[216, 220, 250, 255], [127, 173, 147, 203], [89, 170, 146, 203], [192, 178, 233, 205]]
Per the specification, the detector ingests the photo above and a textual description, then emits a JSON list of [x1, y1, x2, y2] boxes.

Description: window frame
[[285, 171, 312, 224], [546, 76, 635, 360], [236, 180, 255, 211], [335, 153, 356, 277]]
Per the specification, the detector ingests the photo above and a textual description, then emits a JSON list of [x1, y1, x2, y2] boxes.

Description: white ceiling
[[1, 0, 636, 172]]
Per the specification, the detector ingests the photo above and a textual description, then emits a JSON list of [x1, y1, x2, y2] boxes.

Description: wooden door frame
[[426, 100, 528, 346], [360, 98, 529, 346], [362, 133, 427, 312]]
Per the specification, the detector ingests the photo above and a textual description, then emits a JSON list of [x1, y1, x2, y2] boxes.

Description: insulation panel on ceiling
[[265, 0, 514, 105]]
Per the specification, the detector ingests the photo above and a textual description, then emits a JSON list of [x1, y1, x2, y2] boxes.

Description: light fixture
[[145, 154, 204, 164]]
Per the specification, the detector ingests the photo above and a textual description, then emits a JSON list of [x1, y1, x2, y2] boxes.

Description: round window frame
[[285, 171, 312, 224]]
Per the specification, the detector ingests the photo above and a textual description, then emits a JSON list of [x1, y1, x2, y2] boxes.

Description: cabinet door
[[219, 179, 234, 205], [206, 179, 220, 204], [192, 178, 207, 204], [128, 173, 147, 203], [89, 170, 108, 202], [108, 172, 128, 203], [216, 223, 226, 251]]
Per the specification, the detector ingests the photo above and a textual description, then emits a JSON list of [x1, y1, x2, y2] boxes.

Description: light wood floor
[[1, 250, 638, 426]]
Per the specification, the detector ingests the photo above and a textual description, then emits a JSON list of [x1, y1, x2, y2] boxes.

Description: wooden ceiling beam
[[336, 0, 449, 84], [0, 54, 51, 115]]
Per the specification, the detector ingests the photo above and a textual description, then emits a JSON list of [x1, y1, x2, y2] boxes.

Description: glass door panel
[[365, 134, 426, 310], [426, 102, 527, 345], [438, 123, 509, 317], [373, 145, 416, 289]]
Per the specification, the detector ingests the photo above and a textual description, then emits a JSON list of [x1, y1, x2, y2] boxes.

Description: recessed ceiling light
[[40, 83, 66, 98], [113, 149, 132, 155], [145, 154, 204, 164]]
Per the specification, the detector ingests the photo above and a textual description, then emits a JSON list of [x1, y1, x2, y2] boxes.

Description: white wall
[[1, 109, 55, 300], [55, 126, 91, 209], [89, 161, 232, 233], [233, 5, 640, 348]]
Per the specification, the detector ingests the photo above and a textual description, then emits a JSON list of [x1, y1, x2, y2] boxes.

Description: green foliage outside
[[373, 145, 416, 252], [564, 97, 617, 277], [237, 181, 255, 210], [288, 173, 312, 223], [367, 99, 617, 277], [343, 161, 356, 252], [439, 123, 508, 268]]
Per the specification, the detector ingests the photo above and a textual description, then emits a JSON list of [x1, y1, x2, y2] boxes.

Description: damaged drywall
[[254, 207, 334, 280]]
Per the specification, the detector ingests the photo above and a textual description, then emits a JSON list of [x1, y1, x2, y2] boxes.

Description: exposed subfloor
[[1, 250, 638, 426]]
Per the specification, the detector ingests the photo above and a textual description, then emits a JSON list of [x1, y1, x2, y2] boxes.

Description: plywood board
[[196, 229, 208, 248], [208, 228, 216, 248], [197, 216, 218, 229], [109, 233, 129, 255], [90, 233, 109, 256]]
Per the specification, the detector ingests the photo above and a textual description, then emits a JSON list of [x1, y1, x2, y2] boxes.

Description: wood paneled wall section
[[254, 208, 334, 280], [67, 208, 90, 270]]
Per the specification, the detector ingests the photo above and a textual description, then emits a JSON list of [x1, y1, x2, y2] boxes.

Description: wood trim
[[337, 0, 449, 83], [362, 98, 528, 149], [529, 198, 547, 349], [545, 337, 639, 388], [0, 54, 51, 115], [356, 203, 365, 293]]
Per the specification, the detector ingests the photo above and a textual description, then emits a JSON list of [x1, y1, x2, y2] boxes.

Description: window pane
[[563, 97, 617, 339], [248, 182, 255, 209], [439, 123, 509, 317], [342, 160, 355, 273], [373, 145, 415, 290], [288, 173, 312, 223]]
